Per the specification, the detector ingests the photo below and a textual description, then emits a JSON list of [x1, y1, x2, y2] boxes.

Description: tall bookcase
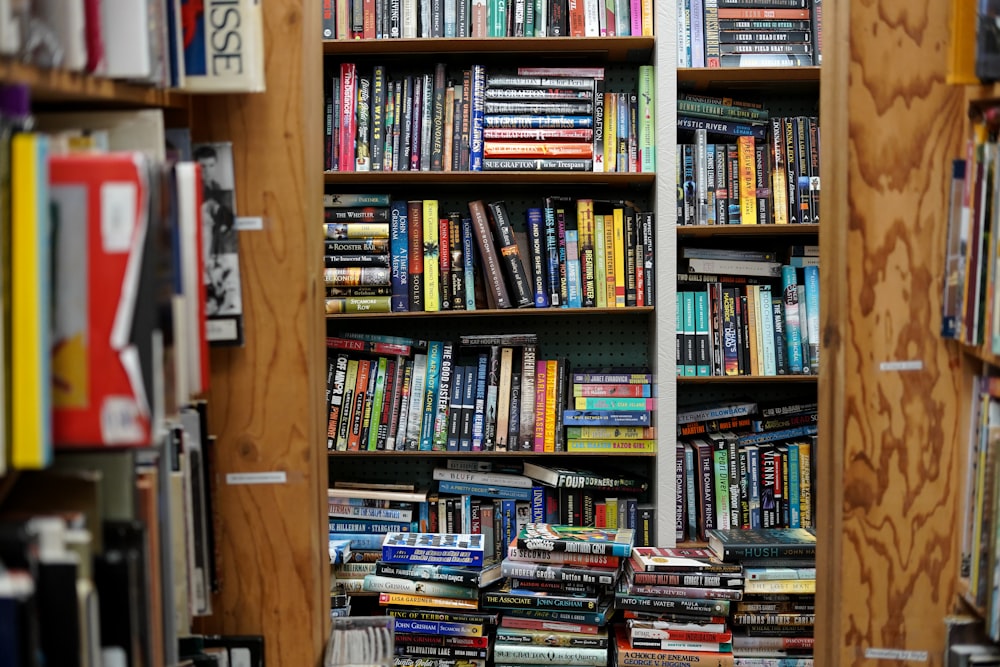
[[322, 5, 679, 551], [815, 0, 970, 663]]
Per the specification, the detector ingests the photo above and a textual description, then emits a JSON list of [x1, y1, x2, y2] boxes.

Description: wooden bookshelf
[[678, 66, 820, 91], [323, 171, 655, 186], [0, 58, 186, 108], [323, 36, 655, 61], [677, 223, 820, 239], [189, 1, 327, 665], [327, 306, 654, 320]]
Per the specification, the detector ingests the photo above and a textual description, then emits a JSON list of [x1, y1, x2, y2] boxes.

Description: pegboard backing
[[329, 454, 656, 504], [330, 311, 654, 368]]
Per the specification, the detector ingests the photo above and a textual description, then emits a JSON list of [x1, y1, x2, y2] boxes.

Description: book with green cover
[[515, 523, 635, 557]]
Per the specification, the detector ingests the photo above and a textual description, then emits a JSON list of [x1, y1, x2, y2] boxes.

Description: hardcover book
[[515, 524, 635, 556], [630, 547, 743, 574]]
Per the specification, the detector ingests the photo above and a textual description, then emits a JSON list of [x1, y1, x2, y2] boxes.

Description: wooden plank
[[816, 0, 967, 665], [322, 36, 654, 61], [0, 57, 187, 108], [324, 171, 656, 187], [677, 66, 820, 92], [676, 223, 819, 238], [327, 306, 654, 320], [190, 1, 327, 664]]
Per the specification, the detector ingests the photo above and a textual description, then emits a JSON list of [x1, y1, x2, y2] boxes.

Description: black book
[[486, 201, 534, 308]]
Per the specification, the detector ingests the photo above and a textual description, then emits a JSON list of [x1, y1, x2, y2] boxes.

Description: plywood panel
[[817, 1, 967, 665], [190, 1, 327, 665]]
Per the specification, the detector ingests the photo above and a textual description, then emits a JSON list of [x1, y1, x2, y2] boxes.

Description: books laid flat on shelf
[[324, 64, 655, 174], [515, 523, 635, 556], [706, 528, 817, 562]]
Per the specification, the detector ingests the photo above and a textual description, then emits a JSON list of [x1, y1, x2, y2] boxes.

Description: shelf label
[[226, 472, 288, 485], [878, 360, 924, 372], [864, 648, 928, 662]]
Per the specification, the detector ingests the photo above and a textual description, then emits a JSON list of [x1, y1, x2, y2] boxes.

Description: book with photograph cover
[[192, 141, 245, 346]]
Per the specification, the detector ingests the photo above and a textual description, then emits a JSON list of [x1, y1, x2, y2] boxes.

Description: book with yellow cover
[[423, 199, 440, 312], [11, 133, 51, 469], [737, 136, 758, 225]]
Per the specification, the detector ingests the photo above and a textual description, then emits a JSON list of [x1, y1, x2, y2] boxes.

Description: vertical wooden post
[[817, 0, 967, 664], [191, 1, 327, 665]]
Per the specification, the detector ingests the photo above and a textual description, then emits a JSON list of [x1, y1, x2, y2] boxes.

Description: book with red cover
[[50, 152, 157, 447]]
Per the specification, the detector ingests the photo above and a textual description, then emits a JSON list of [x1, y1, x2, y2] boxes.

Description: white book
[[175, 0, 266, 93], [444, 0, 457, 36], [35, 109, 166, 161], [0, 0, 21, 54], [431, 467, 534, 488], [403, 0, 418, 36], [174, 163, 206, 398], [101, 0, 152, 79], [583, 0, 600, 36], [758, 285, 778, 376]]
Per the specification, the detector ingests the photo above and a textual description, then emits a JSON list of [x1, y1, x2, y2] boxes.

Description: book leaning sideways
[[176, 0, 266, 93]]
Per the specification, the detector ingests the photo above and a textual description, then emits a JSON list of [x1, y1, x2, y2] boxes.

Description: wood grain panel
[[817, 1, 967, 665], [190, 1, 327, 665]]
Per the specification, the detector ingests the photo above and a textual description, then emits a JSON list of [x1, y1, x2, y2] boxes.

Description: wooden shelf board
[[677, 224, 820, 238], [957, 581, 986, 621], [960, 341, 1000, 368], [327, 306, 654, 319], [322, 37, 655, 61], [329, 450, 657, 457], [0, 58, 187, 108], [678, 66, 821, 90], [677, 375, 818, 384], [324, 171, 655, 186]]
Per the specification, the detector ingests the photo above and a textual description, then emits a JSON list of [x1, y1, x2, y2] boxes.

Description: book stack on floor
[[564, 368, 655, 453], [484, 523, 633, 667], [375, 531, 500, 667], [328, 481, 430, 594], [707, 528, 817, 667], [613, 547, 739, 667], [324, 193, 394, 314]]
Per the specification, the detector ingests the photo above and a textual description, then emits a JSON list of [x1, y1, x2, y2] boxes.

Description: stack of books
[[520, 461, 652, 541], [563, 368, 655, 451], [707, 528, 817, 665], [376, 531, 498, 666], [564, 369, 656, 453], [324, 194, 394, 314], [675, 0, 820, 68], [485, 523, 633, 667], [614, 547, 738, 666], [327, 482, 430, 590]]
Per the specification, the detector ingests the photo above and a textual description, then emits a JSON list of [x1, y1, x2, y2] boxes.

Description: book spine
[[468, 200, 513, 308], [470, 64, 486, 171], [781, 265, 803, 373], [438, 217, 453, 310], [423, 199, 441, 311], [526, 208, 550, 308], [390, 201, 410, 311], [462, 216, 477, 309], [487, 201, 534, 307], [407, 200, 424, 311], [518, 345, 538, 451], [431, 63, 447, 170], [544, 207, 562, 306]]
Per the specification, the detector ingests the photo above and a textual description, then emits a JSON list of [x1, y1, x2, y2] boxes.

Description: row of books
[[677, 114, 821, 226], [0, 406, 226, 666], [321, 0, 656, 38], [0, 92, 228, 470], [326, 334, 657, 452], [324, 194, 656, 314], [675, 398, 817, 542], [0, 0, 265, 92], [941, 141, 1000, 350], [676, 0, 822, 68], [324, 63, 655, 173], [677, 260, 820, 377], [959, 376, 1000, 640]]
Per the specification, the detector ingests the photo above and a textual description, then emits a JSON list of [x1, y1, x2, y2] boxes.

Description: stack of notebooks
[[614, 547, 739, 666], [707, 528, 817, 665], [375, 531, 500, 667], [484, 523, 633, 667]]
